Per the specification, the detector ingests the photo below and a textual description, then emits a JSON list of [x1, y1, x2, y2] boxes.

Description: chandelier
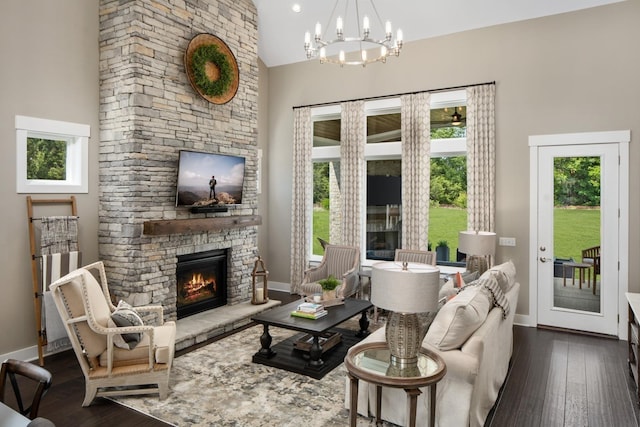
[[303, 0, 403, 67]]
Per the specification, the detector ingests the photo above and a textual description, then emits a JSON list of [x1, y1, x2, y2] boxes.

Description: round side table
[[344, 341, 446, 427]]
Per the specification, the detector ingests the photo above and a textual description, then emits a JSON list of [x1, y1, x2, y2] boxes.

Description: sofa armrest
[[425, 343, 479, 384]]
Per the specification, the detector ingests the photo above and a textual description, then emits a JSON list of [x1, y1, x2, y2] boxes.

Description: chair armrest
[[302, 264, 328, 283], [104, 325, 156, 373], [339, 267, 360, 298]]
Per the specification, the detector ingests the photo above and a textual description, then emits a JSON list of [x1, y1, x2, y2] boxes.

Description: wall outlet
[[499, 237, 516, 247]]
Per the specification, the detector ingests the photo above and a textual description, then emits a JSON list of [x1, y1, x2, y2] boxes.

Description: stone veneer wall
[[98, 0, 258, 320]]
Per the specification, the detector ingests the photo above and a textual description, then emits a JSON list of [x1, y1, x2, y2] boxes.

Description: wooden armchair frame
[[50, 261, 175, 406]]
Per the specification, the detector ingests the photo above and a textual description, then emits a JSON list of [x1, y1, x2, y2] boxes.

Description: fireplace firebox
[[176, 249, 228, 319]]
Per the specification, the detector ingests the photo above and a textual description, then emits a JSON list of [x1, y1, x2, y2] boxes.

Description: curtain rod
[[292, 80, 495, 110]]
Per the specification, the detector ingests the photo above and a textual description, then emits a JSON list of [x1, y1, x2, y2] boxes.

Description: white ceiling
[[252, 0, 624, 68]]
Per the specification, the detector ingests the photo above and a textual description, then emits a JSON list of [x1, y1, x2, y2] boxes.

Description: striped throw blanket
[[41, 251, 82, 350]]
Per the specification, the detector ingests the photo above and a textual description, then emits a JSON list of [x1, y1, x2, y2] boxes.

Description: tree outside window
[[27, 137, 67, 180]]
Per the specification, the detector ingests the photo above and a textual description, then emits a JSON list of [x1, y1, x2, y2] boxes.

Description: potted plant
[[318, 275, 340, 300], [436, 240, 450, 262]]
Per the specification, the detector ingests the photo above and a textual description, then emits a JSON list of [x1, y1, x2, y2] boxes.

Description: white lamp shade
[[458, 231, 496, 256], [371, 262, 440, 313]]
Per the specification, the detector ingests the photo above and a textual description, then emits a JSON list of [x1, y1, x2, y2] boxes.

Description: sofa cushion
[[481, 260, 516, 293], [108, 300, 144, 350], [426, 285, 491, 351]]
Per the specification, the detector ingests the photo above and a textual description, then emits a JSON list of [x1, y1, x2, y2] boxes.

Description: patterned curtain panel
[[340, 100, 365, 247], [401, 92, 431, 250], [466, 84, 496, 232], [290, 107, 312, 293]]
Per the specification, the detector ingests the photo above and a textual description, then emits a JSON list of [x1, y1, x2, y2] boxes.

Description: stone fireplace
[[97, 0, 259, 321]]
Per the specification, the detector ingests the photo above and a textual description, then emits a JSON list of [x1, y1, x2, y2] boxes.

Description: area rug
[[111, 322, 393, 427]]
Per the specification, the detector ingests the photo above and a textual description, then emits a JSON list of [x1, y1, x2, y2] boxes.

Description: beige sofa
[[346, 261, 519, 427]]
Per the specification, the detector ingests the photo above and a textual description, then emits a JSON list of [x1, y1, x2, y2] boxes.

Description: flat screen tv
[[175, 150, 246, 207]]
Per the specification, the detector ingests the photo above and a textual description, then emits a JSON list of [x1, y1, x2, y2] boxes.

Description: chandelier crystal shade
[[304, 0, 403, 66]]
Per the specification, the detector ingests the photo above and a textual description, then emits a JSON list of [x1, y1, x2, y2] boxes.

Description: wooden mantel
[[143, 215, 262, 236]]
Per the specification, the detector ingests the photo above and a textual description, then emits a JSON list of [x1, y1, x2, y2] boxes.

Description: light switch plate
[[499, 237, 516, 247]]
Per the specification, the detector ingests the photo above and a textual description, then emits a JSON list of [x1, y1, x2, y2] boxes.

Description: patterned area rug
[[112, 321, 393, 426]]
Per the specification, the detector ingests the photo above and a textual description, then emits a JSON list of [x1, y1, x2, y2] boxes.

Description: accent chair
[[299, 244, 361, 298], [49, 261, 176, 407]]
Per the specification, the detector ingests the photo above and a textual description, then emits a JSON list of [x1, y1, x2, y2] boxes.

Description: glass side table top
[[345, 342, 446, 388]]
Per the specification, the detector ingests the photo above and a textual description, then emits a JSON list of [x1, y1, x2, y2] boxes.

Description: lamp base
[[466, 255, 489, 275], [386, 312, 422, 368]]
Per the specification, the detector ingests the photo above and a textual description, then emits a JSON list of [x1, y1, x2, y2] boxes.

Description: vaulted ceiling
[[252, 0, 624, 67]]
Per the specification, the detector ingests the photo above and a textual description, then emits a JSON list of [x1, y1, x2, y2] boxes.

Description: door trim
[[528, 130, 630, 339]]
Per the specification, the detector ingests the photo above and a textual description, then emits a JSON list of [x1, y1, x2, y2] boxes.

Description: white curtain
[[339, 100, 365, 247], [466, 84, 496, 232], [290, 107, 312, 293], [401, 92, 431, 250]]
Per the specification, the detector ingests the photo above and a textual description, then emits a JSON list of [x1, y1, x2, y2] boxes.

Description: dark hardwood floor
[[15, 291, 640, 426]]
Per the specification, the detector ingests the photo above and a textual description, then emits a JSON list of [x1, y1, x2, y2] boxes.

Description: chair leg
[[82, 383, 98, 407], [158, 379, 169, 399]]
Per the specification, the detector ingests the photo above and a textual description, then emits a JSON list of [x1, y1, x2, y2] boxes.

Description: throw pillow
[[438, 279, 458, 303], [425, 285, 491, 351], [476, 275, 510, 319], [108, 300, 144, 350], [454, 272, 465, 288], [481, 260, 516, 293]]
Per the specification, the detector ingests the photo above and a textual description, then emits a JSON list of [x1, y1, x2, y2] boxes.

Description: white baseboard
[[0, 345, 40, 363], [514, 313, 532, 327]]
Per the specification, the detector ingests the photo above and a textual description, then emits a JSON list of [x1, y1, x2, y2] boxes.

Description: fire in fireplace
[[176, 249, 228, 319]]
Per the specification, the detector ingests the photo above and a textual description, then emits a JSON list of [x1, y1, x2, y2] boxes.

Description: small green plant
[[437, 240, 449, 248], [319, 275, 340, 291]]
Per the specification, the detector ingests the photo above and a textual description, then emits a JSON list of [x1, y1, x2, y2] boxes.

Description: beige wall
[[0, 0, 100, 356], [263, 1, 640, 321], [257, 59, 270, 262]]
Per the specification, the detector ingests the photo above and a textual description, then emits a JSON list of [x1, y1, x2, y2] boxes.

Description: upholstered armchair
[[394, 249, 437, 266], [49, 261, 176, 407], [299, 245, 361, 298]]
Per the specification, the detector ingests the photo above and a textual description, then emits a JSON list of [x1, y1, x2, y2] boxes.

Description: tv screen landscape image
[[176, 150, 246, 207]]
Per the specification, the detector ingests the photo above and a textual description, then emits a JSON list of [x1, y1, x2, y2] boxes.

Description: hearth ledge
[[143, 215, 262, 235]]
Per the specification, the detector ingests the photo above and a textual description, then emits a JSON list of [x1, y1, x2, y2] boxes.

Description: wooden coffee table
[[251, 298, 372, 378]]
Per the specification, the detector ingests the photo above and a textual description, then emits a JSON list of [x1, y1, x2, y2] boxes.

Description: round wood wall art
[[184, 33, 239, 104]]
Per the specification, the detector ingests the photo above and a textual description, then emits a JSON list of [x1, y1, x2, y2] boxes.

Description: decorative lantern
[[251, 256, 269, 305]]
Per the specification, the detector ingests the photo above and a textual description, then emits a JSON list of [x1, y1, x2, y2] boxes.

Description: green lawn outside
[[313, 208, 330, 255], [313, 206, 600, 262], [554, 208, 600, 262]]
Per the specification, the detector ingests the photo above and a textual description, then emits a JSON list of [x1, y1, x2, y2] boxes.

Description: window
[[312, 106, 341, 257], [16, 115, 90, 193], [310, 90, 468, 265], [429, 91, 467, 264]]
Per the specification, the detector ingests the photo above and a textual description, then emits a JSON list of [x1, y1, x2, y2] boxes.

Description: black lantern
[[251, 256, 269, 305]]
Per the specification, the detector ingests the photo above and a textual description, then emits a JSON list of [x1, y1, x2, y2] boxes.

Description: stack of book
[[291, 302, 328, 319]]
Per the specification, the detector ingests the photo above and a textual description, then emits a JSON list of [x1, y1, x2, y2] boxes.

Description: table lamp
[[371, 261, 440, 367], [458, 230, 497, 275]]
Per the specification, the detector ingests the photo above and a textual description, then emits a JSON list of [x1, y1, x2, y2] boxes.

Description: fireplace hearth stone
[[175, 299, 281, 351]]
